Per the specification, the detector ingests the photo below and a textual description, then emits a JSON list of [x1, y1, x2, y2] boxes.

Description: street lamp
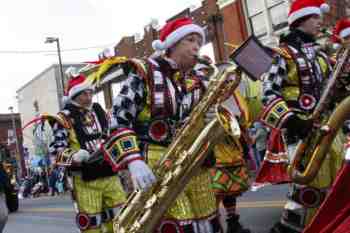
[[45, 37, 65, 105], [8, 106, 23, 178]]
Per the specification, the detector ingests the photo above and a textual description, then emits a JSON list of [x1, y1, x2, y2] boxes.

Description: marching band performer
[[259, 0, 346, 232], [111, 17, 222, 233], [49, 70, 126, 233], [195, 57, 251, 233], [210, 99, 251, 233], [302, 17, 350, 233]]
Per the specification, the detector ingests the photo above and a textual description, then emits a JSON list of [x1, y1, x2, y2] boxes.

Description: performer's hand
[[128, 159, 156, 190], [283, 115, 314, 139], [204, 106, 216, 124], [72, 149, 91, 163]]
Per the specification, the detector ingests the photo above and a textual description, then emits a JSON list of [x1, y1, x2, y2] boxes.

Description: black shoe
[[226, 214, 251, 233], [270, 222, 299, 233]]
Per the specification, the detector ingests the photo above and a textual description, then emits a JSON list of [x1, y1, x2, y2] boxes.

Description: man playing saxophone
[[111, 17, 222, 233], [260, 0, 347, 232]]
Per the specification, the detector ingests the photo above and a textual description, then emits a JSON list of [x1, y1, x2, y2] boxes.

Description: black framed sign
[[229, 35, 274, 81]]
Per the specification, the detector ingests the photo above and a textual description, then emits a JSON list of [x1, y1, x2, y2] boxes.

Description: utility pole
[[45, 37, 65, 109]]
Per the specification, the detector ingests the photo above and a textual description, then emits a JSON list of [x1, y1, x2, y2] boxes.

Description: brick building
[[114, 0, 248, 61], [0, 113, 25, 177], [98, 0, 248, 109], [85, 0, 350, 111]]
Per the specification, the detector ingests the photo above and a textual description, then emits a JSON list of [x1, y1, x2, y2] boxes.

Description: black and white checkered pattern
[[262, 54, 287, 106], [49, 118, 69, 156], [112, 73, 146, 129]]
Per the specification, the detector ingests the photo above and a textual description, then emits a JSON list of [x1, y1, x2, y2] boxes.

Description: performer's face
[[75, 90, 93, 108], [170, 33, 202, 71], [299, 15, 322, 36]]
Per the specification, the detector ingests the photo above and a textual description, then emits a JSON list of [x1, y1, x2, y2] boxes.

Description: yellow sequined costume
[[49, 103, 126, 233], [261, 31, 345, 232], [111, 57, 220, 232]]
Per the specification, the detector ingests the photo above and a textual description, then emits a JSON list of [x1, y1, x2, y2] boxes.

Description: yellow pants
[[304, 132, 344, 224], [284, 132, 345, 230], [147, 144, 217, 221], [73, 175, 126, 233]]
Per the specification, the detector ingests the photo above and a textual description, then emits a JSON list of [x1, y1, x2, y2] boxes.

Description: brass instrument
[[287, 43, 350, 184], [113, 62, 242, 233]]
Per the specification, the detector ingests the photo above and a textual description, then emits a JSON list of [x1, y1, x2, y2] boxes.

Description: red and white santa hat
[[288, 0, 330, 26], [66, 73, 93, 100], [152, 17, 205, 51], [332, 18, 350, 43]]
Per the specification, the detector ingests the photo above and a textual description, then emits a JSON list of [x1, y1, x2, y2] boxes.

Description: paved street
[[5, 184, 288, 233]]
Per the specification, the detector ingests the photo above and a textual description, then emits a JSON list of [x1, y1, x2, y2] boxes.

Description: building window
[[246, 0, 288, 38], [247, 0, 264, 16], [266, 0, 283, 6], [269, 1, 288, 31], [250, 13, 267, 37]]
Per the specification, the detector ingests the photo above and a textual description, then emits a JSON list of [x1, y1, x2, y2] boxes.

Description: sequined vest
[[280, 43, 331, 115], [134, 57, 206, 146]]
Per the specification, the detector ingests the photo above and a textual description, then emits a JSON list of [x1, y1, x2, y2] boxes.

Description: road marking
[[20, 200, 286, 213], [238, 200, 285, 208], [20, 207, 73, 213]]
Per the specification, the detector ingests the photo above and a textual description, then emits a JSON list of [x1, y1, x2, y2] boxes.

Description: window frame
[[245, 0, 288, 38]]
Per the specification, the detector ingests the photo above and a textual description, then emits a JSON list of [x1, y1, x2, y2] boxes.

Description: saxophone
[[287, 45, 350, 184], [113, 62, 242, 233]]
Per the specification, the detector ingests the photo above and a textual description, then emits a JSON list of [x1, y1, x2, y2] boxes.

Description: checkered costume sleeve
[[49, 120, 75, 166], [111, 73, 146, 164], [260, 55, 293, 129]]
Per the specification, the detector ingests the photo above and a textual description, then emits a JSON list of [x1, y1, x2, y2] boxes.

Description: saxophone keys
[[175, 151, 188, 165], [161, 172, 173, 186], [138, 210, 152, 229], [145, 194, 157, 209], [118, 227, 126, 233], [173, 166, 183, 177], [130, 221, 142, 233], [157, 186, 168, 198]]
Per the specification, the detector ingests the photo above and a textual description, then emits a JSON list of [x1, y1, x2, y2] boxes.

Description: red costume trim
[[252, 128, 291, 189]]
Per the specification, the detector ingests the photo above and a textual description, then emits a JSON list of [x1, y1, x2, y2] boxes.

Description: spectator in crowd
[[48, 166, 59, 196], [0, 164, 8, 232], [56, 167, 65, 195], [251, 121, 269, 166]]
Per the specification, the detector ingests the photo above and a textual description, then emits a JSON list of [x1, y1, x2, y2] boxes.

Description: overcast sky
[[0, 0, 204, 113]]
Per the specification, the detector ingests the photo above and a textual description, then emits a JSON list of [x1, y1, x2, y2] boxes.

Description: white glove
[[128, 159, 156, 190], [204, 106, 216, 124], [72, 149, 91, 163]]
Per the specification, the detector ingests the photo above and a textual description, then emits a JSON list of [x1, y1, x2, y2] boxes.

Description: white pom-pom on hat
[[65, 66, 79, 78], [320, 3, 330, 13], [288, 0, 330, 25]]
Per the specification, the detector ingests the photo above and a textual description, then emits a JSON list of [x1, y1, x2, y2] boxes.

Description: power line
[[0, 43, 116, 54]]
